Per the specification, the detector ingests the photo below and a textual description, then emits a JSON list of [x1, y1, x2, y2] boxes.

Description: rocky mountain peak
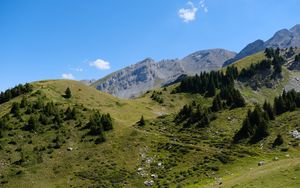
[[92, 49, 236, 98]]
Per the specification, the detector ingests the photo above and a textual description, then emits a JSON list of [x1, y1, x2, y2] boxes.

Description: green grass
[[1, 49, 300, 187]]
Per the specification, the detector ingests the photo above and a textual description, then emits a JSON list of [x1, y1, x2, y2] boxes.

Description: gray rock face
[[223, 40, 265, 67], [223, 24, 300, 67], [92, 49, 236, 98]]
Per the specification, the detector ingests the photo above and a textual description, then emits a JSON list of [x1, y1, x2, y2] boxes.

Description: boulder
[[258, 161, 265, 166], [144, 180, 154, 187]]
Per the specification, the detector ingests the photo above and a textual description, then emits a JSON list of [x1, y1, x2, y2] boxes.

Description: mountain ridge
[[92, 48, 236, 98], [223, 24, 300, 67]]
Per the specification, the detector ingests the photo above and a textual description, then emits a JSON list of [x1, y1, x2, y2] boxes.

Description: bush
[[273, 134, 284, 147]]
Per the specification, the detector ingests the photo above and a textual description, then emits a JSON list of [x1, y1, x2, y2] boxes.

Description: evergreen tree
[[0, 117, 8, 138], [20, 97, 28, 108], [250, 118, 269, 144], [24, 115, 39, 131], [53, 113, 63, 126], [65, 106, 77, 120], [10, 102, 20, 117], [39, 113, 51, 125], [95, 131, 106, 144], [64, 87, 72, 98], [263, 101, 275, 120], [88, 111, 103, 135], [265, 48, 274, 59], [272, 134, 284, 147], [34, 98, 44, 109], [234, 106, 269, 143], [176, 104, 192, 121], [44, 101, 57, 116], [138, 115, 145, 126], [234, 116, 252, 142], [211, 94, 223, 112], [206, 80, 216, 97], [101, 113, 113, 131]]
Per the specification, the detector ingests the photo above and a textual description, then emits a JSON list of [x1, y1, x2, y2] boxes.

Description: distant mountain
[[92, 49, 236, 98], [223, 24, 300, 67]]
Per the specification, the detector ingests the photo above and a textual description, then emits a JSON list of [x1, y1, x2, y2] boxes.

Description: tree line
[[239, 48, 285, 80], [174, 66, 238, 98], [234, 89, 300, 144], [0, 87, 113, 144], [0, 83, 33, 104]]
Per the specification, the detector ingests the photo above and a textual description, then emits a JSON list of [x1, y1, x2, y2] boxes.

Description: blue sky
[[0, 0, 299, 91]]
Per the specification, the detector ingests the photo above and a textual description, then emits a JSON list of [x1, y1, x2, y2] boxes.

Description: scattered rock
[[144, 180, 154, 187], [151, 174, 158, 179], [273, 156, 279, 161], [138, 167, 143, 172], [285, 154, 290, 158], [67, 147, 73, 151], [158, 162, 162, 167], [290, 130, 300, 139], [258, 161, 265, 166]]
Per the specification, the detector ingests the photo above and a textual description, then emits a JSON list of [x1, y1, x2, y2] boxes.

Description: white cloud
[[62, 73, 75, 80], [75, 68, 83, 72], [178, 1, 198, 23], [178, 1, 208, 23], [199, 0, 208, 13], [89, 59, 110, 70]]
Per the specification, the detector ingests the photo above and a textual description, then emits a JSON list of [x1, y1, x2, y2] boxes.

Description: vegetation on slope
[[1, 48, 300, 187]]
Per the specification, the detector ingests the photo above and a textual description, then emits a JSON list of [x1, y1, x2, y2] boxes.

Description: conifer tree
[[138, 115, 145, 126], [20, 97, 28, 108], [211, 94, 223, 112], [10, 102, 20, 117], [272, 134, 284, 147], [65, 87, 72, 99], [206, 79, 216, 97], [24, 115, 39, 131], [102, 113, 113, 131], [263, 101, 275, 120]]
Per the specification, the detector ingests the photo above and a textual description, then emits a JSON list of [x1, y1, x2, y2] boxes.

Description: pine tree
[[24, 115, 39, 131], [233, 116, 252, 142], [39, 113, 51, 125], [272, 134, 284, 147], [263, 101, 275, 120], [64, 87, 72, 99], [206, 80, 216, 97], [250, 119, 269, 144], [88, 111, 103, 135], [138, 115, 145, 126], [20, 97, 28, 108], [234, 106, 269, 143], [101, 113, 113, 131], [65, 106, 76, 120], [10, 102, 20, 117], [211, 94, 222, 112]]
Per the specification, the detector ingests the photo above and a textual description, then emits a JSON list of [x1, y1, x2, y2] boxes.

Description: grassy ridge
[[1, 50, 300, 187]]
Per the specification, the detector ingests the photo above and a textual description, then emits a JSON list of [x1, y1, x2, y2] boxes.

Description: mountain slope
[[223, 24, 300, 67], [2, 50, 300, 187], [92, 49, 236, 98]]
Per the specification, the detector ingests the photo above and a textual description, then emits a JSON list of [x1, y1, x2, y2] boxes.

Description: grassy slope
[[1, 50, 300, 187], [0, 80, 205, 187]]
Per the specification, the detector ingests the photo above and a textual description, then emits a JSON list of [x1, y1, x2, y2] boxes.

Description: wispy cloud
[[199, 0, 208, 13], [71, 67, 83, 72], [178, 1, 198, 23], [89, 59, 110, 70], [62, 73, 75, 80], [178, 0, 208, 23]]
